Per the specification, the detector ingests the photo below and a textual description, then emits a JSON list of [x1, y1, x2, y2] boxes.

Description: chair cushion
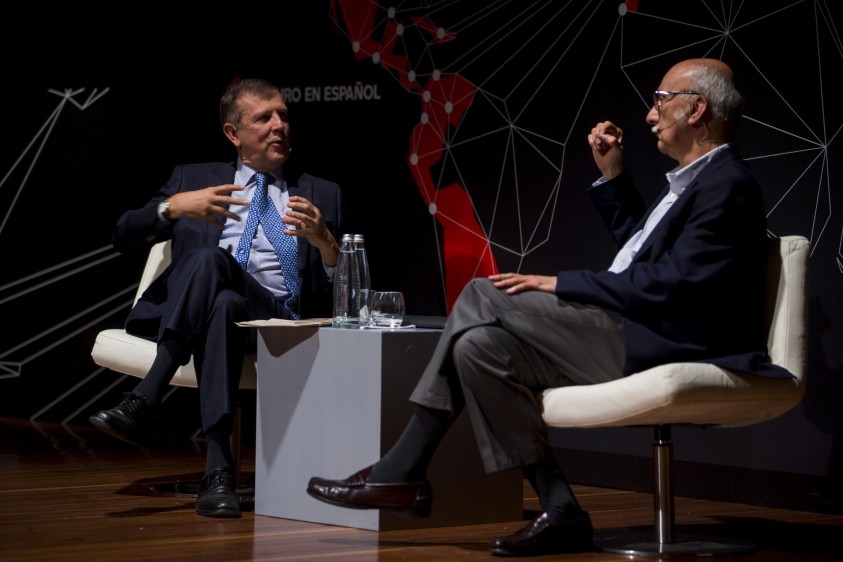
[[542, 236, 808, 431], [91, 328, 257, 390], [541, 362, 803, 429]]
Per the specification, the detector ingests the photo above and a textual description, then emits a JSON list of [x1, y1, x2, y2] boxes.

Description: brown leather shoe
[[307, 465, 432, 518], [489, 511, 594, 556]]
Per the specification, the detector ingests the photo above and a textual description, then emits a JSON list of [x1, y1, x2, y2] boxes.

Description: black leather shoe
[[489, 511, 594, 556], [196, 465, 241, 518], [89, 393, 157, 446], [307, 465, 433, 518]]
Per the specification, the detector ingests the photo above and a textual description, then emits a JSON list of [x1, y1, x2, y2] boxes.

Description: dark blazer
[[113, 161, 346, 320], [555, 145, 793, 379]]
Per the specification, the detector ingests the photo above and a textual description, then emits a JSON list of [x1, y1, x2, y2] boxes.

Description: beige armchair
[[541, 235, 809, 556], [91, 240, 257, 499]]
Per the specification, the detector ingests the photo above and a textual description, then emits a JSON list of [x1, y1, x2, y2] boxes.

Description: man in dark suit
[[306, 59, 794, 556], [90, 78, 346, 518]]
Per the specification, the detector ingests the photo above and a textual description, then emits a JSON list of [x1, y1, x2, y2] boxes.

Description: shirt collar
[[665, 143, 730, 196], [235, 160, 284, 187]]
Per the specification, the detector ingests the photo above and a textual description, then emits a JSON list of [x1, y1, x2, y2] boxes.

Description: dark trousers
[[409, 278, 625, 473], [126, 246, 289, 430]]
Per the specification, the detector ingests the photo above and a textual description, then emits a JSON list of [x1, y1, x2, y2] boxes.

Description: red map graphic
[[330, 1, 498, 312]]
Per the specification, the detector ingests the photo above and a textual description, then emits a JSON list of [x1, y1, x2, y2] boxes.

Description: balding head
[[667, 58, 734, 83], [667, 58, 744, 136]]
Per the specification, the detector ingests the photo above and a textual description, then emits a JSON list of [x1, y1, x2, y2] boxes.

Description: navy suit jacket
[[113, 161, 346, 320], [556, 146, 793, 379]]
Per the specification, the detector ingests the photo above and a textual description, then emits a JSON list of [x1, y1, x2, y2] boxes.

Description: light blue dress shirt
[[606, 143, 732, 273], [218, 162, 295, 299]]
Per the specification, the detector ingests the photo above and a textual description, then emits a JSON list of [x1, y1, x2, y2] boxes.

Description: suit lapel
[[205, 163, 237, 244], [630, 147, 738, 264]]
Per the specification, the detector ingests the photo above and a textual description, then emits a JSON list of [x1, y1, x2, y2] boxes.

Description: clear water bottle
[[353, 234, 372, 325], [332, 234, 359, 327]]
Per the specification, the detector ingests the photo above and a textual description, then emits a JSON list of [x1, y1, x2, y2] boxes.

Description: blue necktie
[[234, 172, 300, 319]]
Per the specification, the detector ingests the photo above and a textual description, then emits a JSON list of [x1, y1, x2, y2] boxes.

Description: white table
[[254, 326, 523, 531]]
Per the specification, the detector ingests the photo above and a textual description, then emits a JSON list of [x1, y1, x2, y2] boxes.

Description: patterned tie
[[234, 172, 300, 319]]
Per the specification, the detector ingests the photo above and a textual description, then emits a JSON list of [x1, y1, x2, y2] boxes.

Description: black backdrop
[[1, 1, 841, 512]]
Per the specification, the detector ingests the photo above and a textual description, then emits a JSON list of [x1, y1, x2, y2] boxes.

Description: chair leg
[[596, 425, 756, 556], [230, 401, 255, 497], [149, 402, 254, 501], [654, 424, 674, 544], [232, 401, 242, 487]]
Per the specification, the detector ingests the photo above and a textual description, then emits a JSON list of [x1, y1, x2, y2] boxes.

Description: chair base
[[596, 531, 755, 557], [148, 475, 255, 503]]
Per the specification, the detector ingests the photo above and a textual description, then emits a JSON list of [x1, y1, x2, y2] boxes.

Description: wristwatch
[[157, 198, 173, 221]]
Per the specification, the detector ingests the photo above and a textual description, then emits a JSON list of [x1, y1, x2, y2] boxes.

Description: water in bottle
[[332, 234, 360, 327], [354, 234, 372, 325]]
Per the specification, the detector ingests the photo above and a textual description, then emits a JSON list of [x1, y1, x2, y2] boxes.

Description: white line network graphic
[[2, 1, 839, 429], [330, 0, 841, 305]]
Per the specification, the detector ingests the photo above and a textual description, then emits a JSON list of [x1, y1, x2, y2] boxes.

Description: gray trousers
[[409, 278, 625, 473]]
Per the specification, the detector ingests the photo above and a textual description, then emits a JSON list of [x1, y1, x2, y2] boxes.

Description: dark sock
[[522, 460, 583, 524], [369, 405, 452, 483], [133, 336, 189, 407], [204, 423, 234, 476]]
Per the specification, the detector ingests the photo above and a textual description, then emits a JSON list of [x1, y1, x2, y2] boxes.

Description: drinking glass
[[370, 291, 405, 328], [357, 288, 374, 325]]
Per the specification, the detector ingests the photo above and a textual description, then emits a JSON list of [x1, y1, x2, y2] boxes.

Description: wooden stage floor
[[1, 417, 842, 561]]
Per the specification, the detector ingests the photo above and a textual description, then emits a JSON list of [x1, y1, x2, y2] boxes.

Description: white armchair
[[541, 235, 809, 556], [91, 240, 257, 498]]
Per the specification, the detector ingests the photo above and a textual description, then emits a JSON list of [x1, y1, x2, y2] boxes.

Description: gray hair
[[690, 62, 744, 130]]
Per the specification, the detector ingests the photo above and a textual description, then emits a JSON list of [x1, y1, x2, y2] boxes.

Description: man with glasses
[[307, 58, 792, 556]]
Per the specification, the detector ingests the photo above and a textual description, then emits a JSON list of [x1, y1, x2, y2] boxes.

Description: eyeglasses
[[652, 90, 702, 112]]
